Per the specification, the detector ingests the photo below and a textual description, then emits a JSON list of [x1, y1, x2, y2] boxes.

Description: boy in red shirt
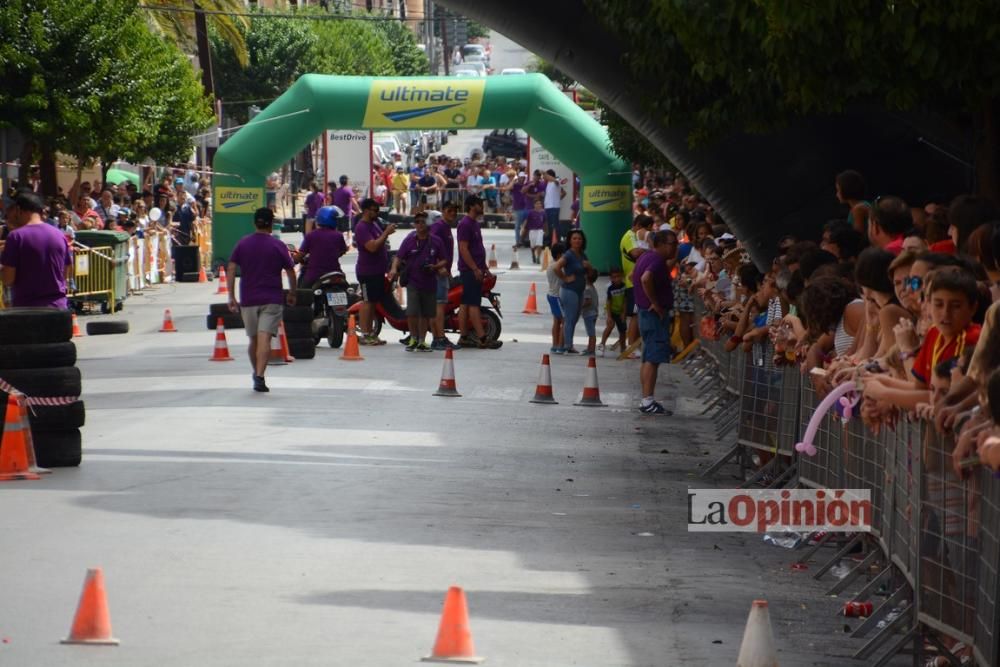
[[864, 267, 980, 408]]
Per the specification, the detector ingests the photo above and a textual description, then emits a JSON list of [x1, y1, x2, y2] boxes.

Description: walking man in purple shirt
[[330, 175, 361, 237], [226, 208, 297, 393], [1, 190, 72, 308], [456, 196, 502, 349], [632, 230, 678, 414]]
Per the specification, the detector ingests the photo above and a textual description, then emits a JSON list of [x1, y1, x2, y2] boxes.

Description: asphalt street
[[0, 231, 899, 666]]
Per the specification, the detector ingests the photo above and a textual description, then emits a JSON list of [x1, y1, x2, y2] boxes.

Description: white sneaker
[[597, 343, 606, 357]]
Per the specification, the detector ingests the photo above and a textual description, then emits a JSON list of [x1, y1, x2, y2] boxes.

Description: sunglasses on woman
[[905, 275, 923, 292]]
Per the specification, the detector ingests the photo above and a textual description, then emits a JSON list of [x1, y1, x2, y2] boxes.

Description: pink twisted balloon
[[795, 381, 860, 456]]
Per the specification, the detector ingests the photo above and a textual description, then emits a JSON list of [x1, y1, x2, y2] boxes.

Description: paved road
[[0, 232, 897, 666]]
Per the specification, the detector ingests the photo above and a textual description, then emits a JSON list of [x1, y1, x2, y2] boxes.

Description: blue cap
[[677, 242, 693, 262]]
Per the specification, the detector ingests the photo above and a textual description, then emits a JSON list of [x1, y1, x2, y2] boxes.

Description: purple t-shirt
[[305, 191, 325, 218], [354, 219, 388, 277], [229, 232, 294, 307], [525, 209, 546, 231], [456, 215, 486, 272], [0, 222, 71, 308], [511, 182, 527, 211], [397, 232, 445, 292], [429, 219, 454, 271], [331, 186, 354, 214], [299, 228, 348, 286], [631, 251, 674, 311]]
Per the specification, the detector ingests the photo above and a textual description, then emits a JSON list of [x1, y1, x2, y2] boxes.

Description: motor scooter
[[346, 273, 503, 344], [309, 271, 361, 348]]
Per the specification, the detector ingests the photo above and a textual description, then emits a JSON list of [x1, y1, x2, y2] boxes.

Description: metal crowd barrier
[[68, 244, 115, 309], [683, 325, 1000, 666]]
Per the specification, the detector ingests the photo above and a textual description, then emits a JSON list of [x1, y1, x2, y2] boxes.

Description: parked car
[[373, 133, 405, 167], [500, 68, 526, 75], [453, 67, 483, 78], [456, 61, 487, 77], [461, 44, 487, 64], [482, 129, 528, 159]]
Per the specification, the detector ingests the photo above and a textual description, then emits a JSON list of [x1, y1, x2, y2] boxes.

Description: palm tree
[[142, 0, 249, 77]]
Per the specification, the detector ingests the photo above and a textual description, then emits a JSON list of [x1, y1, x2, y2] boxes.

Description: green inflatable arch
[[211, 73, 631, 270]]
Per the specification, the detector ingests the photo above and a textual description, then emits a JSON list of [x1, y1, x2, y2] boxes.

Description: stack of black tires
[[206, 303, 243, 330], [0, 308, 84, 467], [284, 289, 315, 360]]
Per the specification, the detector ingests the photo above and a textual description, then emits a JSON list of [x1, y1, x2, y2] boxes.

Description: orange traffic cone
[[574, 356, 606, 407], [0, 394, 41, 481], [159, 308, 177, 332], [71, 313, 84, 337], [736, 600, 778, 667], [278, 321, 294, 362], [421, 586, 483, 664], [61, 568, 119, 645], [209, 317, 233, 361], [197, 264, 208, 283], [487, 243, 498, 269], [340, 315, 364, 361], [539, 247, 551, 271], [509, 246, 520, 270], [215, 266, 229, 295], [268, 323, 289, 366], [434, 348, 461, 397], [529, 354, 558, 404], [522, 283, 539, 314], [15, 396, 50, 476]]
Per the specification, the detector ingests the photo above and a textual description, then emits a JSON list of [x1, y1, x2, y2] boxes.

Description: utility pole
[[440, 10, 449, 75]]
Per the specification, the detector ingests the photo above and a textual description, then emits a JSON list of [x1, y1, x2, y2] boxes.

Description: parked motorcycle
[[346, 273, 502, 344], [309, 271, 361, 348]]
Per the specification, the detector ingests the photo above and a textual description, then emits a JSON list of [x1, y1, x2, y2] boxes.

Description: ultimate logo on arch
[[582, 185, 631, 212], [363, 79, 486, 129]]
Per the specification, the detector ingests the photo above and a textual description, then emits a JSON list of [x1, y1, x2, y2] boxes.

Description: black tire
[[32, 429, 82, 468], [206, 313, 244, 330], [0, 308, 72, 345], [29, 400, 86, 431], [282, 305, 313, 323], [0, 367, 81, 398], [371, 316, 383, 338], [209, 302, 233, 316], [86, 320, 129, 335], [287, 337, 316, 359], [283, 320, 311, 339], [328, 316, 345, 349], [482, 309, 502, 343], [283, 288, 314, 307], [0, 342, 76, 370]]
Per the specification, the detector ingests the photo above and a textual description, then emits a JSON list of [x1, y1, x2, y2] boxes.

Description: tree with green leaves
[[583, 0, 1000, 196], [210, 13, 316, 125], [143, 0, 249, 66], [466, 20, 489, 41], [302, 10, 396, 79], [0, 0, 214, 196], [373, 15, 431, 77]]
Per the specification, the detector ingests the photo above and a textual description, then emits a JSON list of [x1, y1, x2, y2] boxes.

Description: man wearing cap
[[389, 211, 446, 352], [1, 190, 72, 309], [296, 205, 348, 287], [226, 207, 297, 393], [456, 195, 501, 349], [354, 197, 396, 345]]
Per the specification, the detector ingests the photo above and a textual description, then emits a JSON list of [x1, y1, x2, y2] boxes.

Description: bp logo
[[363, 79, 485, 129]]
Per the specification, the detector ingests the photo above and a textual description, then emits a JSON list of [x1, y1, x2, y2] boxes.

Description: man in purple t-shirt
[[455, 195, 501, 349], [330, 175, 360, 235], [353, 197, 396, 345], [632, 229, 678, 415], [226, 208, 297, 393], [388, 211, 446, 352], [429, 200, 459, 350], [1, 190, 71, 308], [303, 182, 326, 234], [511, 172, 528, 248]]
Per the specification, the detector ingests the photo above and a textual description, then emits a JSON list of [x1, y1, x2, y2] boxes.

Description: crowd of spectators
[[669, 168, 1000, 663]]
